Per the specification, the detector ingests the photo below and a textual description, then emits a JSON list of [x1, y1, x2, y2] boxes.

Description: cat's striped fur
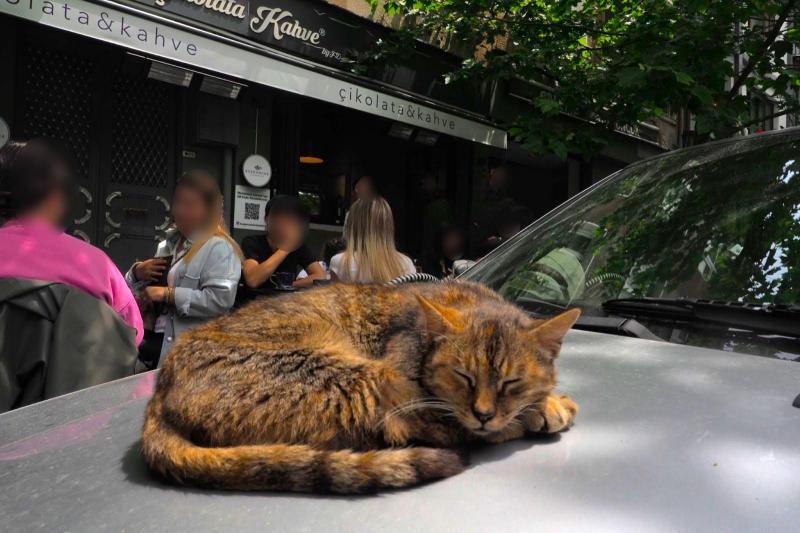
[[142, 281, 580, 493]]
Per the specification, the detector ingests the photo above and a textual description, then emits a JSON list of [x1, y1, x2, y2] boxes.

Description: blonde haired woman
[[126, 170, 243, 367], [330, 196, 416, 283]]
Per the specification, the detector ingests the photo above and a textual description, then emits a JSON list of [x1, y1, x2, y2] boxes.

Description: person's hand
[[136, 293, 154, 312], [144, 286, 168, 303], [277, 221, 304, 253], [135, 258, 169, 282]]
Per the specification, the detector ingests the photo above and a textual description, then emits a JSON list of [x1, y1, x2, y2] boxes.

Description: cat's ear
[[528, 308, 581, 359], [416, 294, 466, 333]]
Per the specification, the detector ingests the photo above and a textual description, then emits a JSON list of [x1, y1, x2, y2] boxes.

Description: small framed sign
[[234, 184, 271, 230], [0, 117, 9, 149], [242, 154, 272, 187]]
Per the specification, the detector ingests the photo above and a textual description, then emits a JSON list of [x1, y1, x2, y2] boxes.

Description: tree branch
[[728, 0, 799, 98]]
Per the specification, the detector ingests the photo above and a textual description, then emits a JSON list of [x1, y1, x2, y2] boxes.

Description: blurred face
[[38, 187, 69, 227], [442, 231, 465, 259], [171, 185, 209, 237], [353, 178, 374, 200], [266, 211, 301, 240]]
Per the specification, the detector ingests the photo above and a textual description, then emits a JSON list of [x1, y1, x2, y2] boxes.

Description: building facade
[[0, 0, 665, 268]]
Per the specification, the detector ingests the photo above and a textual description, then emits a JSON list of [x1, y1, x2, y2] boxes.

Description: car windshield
[[463, 131, 800, 319]]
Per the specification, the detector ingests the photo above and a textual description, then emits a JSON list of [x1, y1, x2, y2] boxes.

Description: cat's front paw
[[382, 414, 460, 447], [526, 394, 578, 434], [382, 414, 413, 446]]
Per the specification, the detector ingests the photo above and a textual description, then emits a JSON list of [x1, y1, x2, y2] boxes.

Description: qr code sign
[[244, 202, 261, 221]]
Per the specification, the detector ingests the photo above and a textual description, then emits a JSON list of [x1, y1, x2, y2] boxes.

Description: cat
[[141, 280, 581, 493]]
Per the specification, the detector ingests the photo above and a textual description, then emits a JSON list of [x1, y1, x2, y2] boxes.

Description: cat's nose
[[472, 406, 496, 424]]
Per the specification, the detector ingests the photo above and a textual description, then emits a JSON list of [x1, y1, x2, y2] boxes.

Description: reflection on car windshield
[[463, 132, 800, 318]]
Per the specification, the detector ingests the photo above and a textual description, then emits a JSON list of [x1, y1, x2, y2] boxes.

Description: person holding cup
[[126, 170, 243, 368], [241, 195, 325, 295]]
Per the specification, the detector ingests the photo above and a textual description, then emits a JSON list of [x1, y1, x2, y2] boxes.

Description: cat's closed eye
[[453, 369, 475, 388], [499, 378, 522, 395]]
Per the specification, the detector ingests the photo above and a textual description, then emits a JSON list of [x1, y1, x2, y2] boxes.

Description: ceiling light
[[415, 130, 439, 146], [147, 61, 193, 87], [388, 122, 415, 140], [200, 75, 243, 100]]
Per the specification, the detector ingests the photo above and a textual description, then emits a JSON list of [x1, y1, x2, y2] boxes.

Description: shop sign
[[139, 0, 355, 66], [233, 184, 270, 230], [0, 117, 9, 149], [156, 0, 246, 19], [133, 0, 487, 118], [250, 7, 320, 44], [0, 0, 506, 147], [241, 154, 271, 187]]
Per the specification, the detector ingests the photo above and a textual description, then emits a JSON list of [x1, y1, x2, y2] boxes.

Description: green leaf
[[548, 138, 569, 160], [787, 27, 800, 41], [674, 71, 694, 85], [691, 85, 714, 105], [534, 96, 561, 115], [694, 114, 714, 135], [617, 67, 646, 88]]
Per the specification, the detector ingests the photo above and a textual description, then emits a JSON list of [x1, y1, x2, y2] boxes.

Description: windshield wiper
[[603, 298, 800, 338], [573, 315, 664, 341], [516, 297, 664, 341]]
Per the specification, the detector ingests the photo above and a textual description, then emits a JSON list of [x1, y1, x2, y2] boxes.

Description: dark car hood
[[1, 330, 799, 532]]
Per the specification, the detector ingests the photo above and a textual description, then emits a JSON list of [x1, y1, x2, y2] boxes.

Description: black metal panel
[[17, 43, 94, 179], [195, 93, 240, 146], [110, 74, 172, 188]]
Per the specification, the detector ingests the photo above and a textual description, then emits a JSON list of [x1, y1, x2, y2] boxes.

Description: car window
[[463, 132, 800, 317]]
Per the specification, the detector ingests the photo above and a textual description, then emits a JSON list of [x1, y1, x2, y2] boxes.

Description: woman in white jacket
[[126, 170, 242, 367]]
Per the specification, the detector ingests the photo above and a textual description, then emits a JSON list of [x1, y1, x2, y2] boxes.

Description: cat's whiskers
[[377, 397, 458, 428], [390, 401, 456, 417], [386, 396, 441, 414]]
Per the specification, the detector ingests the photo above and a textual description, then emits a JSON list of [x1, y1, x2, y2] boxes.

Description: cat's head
[[417, 294, 580, 436]]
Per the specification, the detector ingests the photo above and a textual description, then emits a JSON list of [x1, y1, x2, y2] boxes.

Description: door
[[13, 26, 178, 270], [99, 68, 177, 269]]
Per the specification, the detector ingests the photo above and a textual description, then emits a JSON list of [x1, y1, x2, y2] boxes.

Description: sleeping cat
[[142, 281, 580, 493]]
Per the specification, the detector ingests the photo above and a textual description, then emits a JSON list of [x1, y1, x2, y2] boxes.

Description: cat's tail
[[141, 395, 467, 493]]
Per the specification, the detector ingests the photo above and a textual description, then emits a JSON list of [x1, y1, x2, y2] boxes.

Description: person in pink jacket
[[0, 139, 143, 345]]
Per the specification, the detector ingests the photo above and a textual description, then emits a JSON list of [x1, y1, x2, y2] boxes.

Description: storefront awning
[[0, 0, 507, 148]]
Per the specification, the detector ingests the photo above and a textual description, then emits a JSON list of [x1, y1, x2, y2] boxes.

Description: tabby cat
[[142, 281, 580, 493]]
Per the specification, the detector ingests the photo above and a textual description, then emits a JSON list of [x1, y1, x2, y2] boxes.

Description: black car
[[463, 128, 800, 361]]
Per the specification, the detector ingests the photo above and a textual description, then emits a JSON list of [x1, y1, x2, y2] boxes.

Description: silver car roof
[[2, 330, 799, 532]]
